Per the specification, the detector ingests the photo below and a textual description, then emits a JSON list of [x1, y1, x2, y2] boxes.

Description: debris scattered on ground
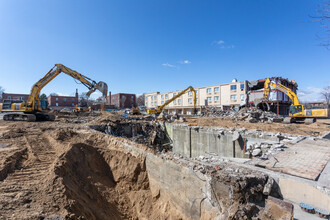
[[0, 111, 327, 219], [89, 111, 172, 151], [201, 107, 283, 123]]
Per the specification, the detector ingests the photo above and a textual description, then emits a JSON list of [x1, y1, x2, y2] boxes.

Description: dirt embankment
[[0, 122, 181, 219], [185, 117, 330, 136]]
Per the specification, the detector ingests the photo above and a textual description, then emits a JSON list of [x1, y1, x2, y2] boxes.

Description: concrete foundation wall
[[166, 124, 279, 158], [146, 154, 218, 219]]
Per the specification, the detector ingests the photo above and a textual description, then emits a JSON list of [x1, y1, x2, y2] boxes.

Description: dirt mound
[[0, 148, 27, 181], [92, 111, 125, 124], [53, 129, 78, 141]]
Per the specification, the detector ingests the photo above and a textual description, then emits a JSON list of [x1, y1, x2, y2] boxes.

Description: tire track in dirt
[[0, 130, 58, 219]]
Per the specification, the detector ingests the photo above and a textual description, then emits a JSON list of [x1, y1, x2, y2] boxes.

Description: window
[[173, 93, 177, 96], [178, 99, 182, 104], [230, 85, 237, 91], [56, 98, 59, 101], [214, 96, 219, 102], [196, 98, 198, 103], [214, 87, 219, 93], [146, 97, 148, 102], [240, 83, 244, 90], [161, 95, 164, 99], [173, 100, 177, 104], [196, 90, 198, 94], [20, 97, 25, 101], [72, 103, 75, 106], [188, 91, 192, 96], [207, 97, 212, 102], [145, 102, 148, 106], [161, 101, 164, 104], [131, 95, 134, 99], [72, 98, 75, 101], [206, 88, 212, 94], [188, 98, 192, 104], [56, 103, 59, 106], [151, 96, 153, 100], [63, 98, 67, 102], [240, 94, 245, 101], [231, 95, 237, 100], [290, 105, 303, 114], [154, 95, 157, 99], [165, 94, 168, 99], [7, 96, 11, 100]]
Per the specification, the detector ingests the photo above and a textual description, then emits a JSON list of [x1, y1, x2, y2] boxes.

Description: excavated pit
[[52, 141, 157, 220]]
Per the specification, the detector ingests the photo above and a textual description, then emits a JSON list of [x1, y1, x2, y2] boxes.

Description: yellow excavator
[[147, 86, 197, 114], [264, 78, 328, 124], [0, 64, 108, 121], [73, 105, 91, 113]]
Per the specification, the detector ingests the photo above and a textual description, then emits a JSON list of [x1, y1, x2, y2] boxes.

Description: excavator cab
[[289, 105, 303, 116]]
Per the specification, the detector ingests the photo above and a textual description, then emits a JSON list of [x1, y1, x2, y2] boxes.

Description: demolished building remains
[[145, 77, 298, 116]]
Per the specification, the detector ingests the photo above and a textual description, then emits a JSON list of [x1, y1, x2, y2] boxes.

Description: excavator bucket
[[86, 81, 108, 98], [96, 81, 108, 97]]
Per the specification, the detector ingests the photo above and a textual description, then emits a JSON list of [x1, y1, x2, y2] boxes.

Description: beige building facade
[[145, 79, 247, 114]]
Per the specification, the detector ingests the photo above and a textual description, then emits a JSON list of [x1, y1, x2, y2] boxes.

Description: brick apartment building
[[48, 90, 79, 110], [109, 93, 136, 109], [1, 93, 30, 102]]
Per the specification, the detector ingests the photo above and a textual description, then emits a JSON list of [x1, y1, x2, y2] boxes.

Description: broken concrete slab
[[262, 196, 294, 220], [256, 139, 330, 180]]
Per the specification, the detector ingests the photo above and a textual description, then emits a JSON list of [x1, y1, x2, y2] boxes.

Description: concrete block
[[262, 196, 294, 220]]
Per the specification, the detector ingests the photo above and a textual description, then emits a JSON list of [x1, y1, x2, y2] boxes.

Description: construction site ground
[[0, 112, 329, 219], [184, 117, 330, 137]]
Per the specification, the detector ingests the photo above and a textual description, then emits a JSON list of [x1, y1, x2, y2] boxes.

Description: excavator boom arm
[[26, 64, 108, 110], [158, 86, 197, 112], [264, 78, 300, 106]]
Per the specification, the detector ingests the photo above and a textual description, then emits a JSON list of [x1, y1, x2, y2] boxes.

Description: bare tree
[[0, 86, 4, 100], [321, 86, 330, 103], [311, 0, 330, 48], [79, 92, 94, 106], [136, 94, 145, 106], [79, 92, 88, 101]]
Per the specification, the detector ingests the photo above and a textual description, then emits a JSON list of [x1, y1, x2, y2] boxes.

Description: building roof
[[48, 95, 76, 98], [2, 93, 30, 96]]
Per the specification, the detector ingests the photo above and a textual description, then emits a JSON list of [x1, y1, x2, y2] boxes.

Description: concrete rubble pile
[[90, 112, 172, 151], [245, 142, 287, 159], [202, 106, 283, 123], [201, 107, 234, 117], [157, 112, 186, 123], [230, 107, 283, 123]]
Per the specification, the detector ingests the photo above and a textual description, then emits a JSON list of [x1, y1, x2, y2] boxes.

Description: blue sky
[[0, 0, 329, 101]]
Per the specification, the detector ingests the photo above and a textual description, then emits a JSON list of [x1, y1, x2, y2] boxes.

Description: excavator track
[[3, 113, 55, 122], [3, 113, 36, 122]]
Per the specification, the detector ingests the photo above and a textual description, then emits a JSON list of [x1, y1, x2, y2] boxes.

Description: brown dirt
[[0, 113, 316, 219], [185, 117, 330, 136], [0, 120, 180, 219]]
